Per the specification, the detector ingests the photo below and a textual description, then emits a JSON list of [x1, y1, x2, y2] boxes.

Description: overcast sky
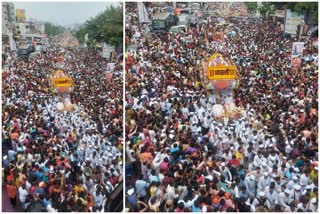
[[14, 2, 121, 27]]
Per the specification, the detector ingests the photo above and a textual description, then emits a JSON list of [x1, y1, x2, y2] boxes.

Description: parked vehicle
[[189, 14, 199, 27], [151, 13, 178, 33], [177, 14, 191, 28], [169, 25, 188, 33]]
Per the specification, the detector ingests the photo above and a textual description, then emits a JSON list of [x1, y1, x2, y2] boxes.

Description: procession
[[125, 2, 318, 212], [1, 1, 318, 213], [2, 2, 123, 212]]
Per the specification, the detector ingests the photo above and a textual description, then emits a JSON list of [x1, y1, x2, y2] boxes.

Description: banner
[[107, 63, 115, 72], [207, 54, 237, 80], [138, 2, 150, 23], [8, 32, 17, 51], [102, 43, 114, 59], [16, 9, 26, 22], [208, 66, 237, 80], [285, 9, 304, 35], [50, 69, 74, 93], [291, 42, 304, 58]]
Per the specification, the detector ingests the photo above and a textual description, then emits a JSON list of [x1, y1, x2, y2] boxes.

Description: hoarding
[[208, 66, 237, 80], [291, 42, 304, 58], [16, 9, 26, 22], [285, 9, 304, 35], [102, 43, 114, 59]]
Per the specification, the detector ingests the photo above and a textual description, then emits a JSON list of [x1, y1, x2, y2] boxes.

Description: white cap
[[285, 189, 291, 194], [250, 175, 255, 180], [3, 155, 7, 160], [263, 172, 268, 176], [294, 167, 299, 172], [314, 167, 318, 171], [221, 162, 225, 167], [294, 185, 301, 191], [127, 188, 134, 196], [293, 176, 298, 180], [310, 197, 317, 204], [258, 192, 265, 197]]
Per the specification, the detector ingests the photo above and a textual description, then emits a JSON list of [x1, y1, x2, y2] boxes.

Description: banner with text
[[285, 9, 305, 35]]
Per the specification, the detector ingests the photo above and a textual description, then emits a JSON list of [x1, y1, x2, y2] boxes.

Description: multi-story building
[[2, 2, 16, 36]]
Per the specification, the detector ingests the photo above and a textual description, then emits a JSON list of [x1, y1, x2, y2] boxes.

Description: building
[[2, 2, 16, 36], [15, 22, 28, 38]]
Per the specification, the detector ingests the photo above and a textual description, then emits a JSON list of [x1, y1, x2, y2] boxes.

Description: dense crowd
[[2, 41, 123, 212], [125, 3, 318, 212]]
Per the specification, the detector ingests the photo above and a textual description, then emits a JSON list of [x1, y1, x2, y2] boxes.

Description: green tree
[[44, 22, 66, 36], [75, 5, 123, 48], [258, 3, 275, 17], [245, 2, 258, 12]]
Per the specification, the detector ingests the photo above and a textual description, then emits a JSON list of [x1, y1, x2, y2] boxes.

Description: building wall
[[2, 2, 16, 36], [15, 22, 29, 38]]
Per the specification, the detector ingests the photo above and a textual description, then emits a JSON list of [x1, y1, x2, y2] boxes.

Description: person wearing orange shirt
[[6, 181, 17, 207]]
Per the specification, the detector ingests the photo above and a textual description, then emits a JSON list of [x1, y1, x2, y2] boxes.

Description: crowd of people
[[2, 38, 123, 212], [125, 2, 318, 212]]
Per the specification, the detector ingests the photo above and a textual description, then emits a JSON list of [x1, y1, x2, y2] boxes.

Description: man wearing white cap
[[253, 150, 264, 167], [296, 197, 310, 212], [264, 184, 279, 209], [257, 171, 271, 193], [251, 191, 271, 211], [292, 184, 302, 202], [299, 169, 311, 191], [277, 188, 293, 210], [286, 175, 299, 190], [219, 162, 232, 182], [307, 197, 317, 212], [244, 174, 257, 199]]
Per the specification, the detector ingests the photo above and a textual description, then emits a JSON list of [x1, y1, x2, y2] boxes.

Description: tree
[[258, 3, 275, 18], [44, 22, 66, 36], [75, 5, 123, 49], [245, 2, 258, 12]]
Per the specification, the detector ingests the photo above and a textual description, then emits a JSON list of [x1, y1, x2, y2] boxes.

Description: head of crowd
[[125, 3, 318, 212], [2, 37, 123, 212]]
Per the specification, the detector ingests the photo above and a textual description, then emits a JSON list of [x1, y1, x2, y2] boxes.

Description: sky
[[14, 2, 121, 27]]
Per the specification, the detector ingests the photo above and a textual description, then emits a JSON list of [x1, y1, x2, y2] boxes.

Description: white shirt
[[257, 176, 271, 192], [18, 187, 28, 203]]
